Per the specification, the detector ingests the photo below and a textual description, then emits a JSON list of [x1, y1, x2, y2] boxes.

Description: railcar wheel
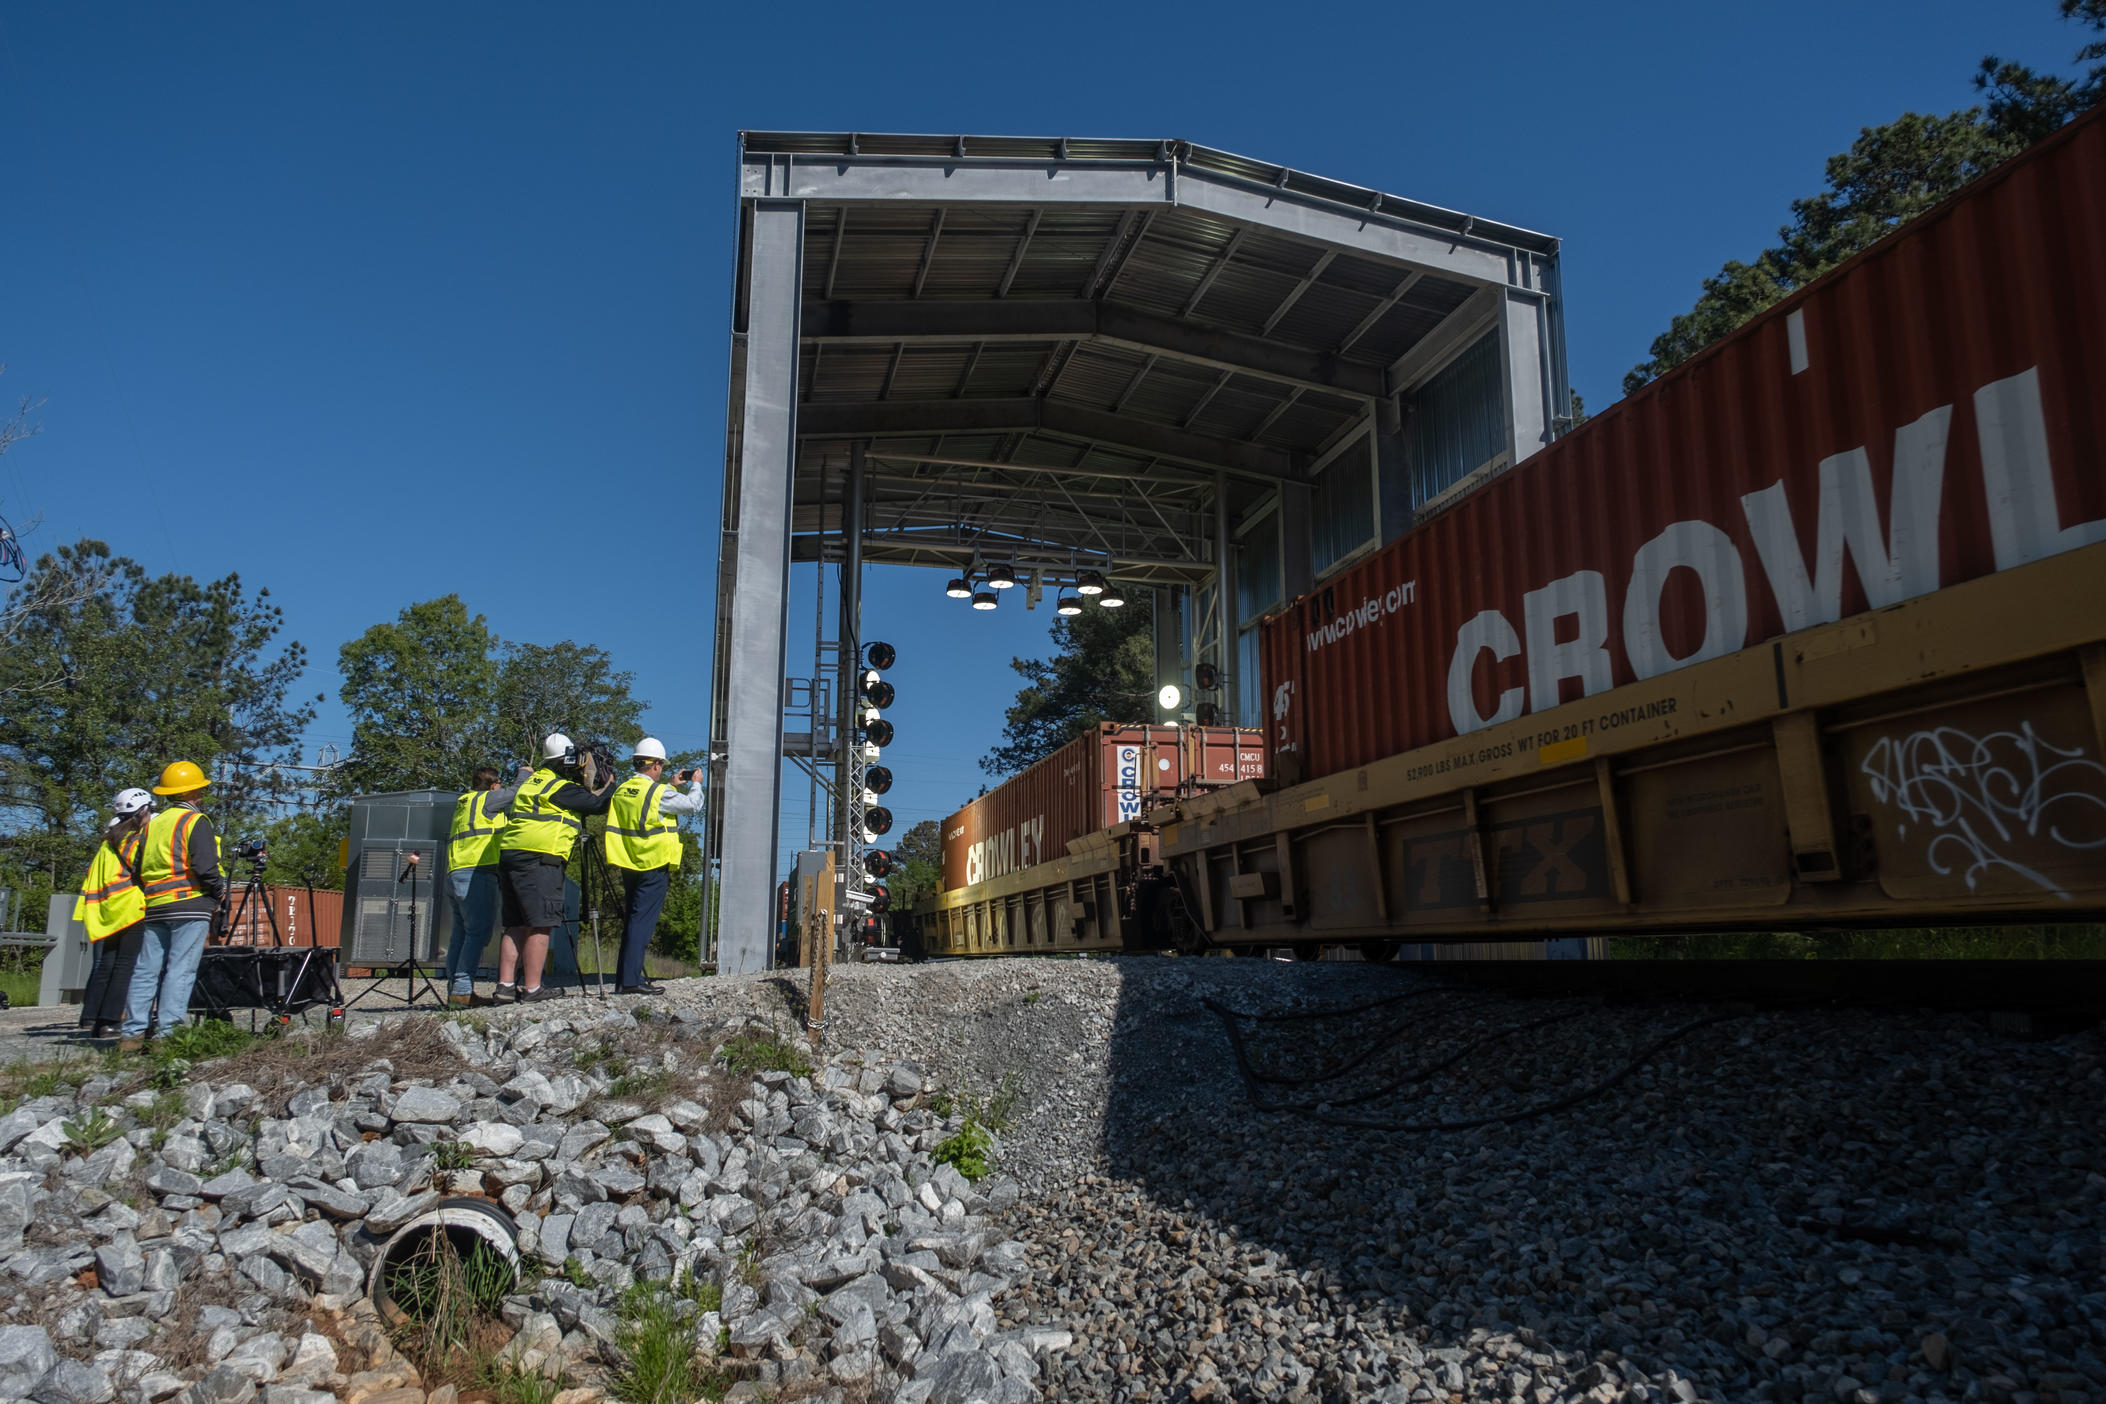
[[1292, 942, 1324, 961], [1358, 939, 1400, 964]]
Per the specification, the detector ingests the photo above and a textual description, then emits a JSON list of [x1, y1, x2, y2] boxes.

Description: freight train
[[908, 104, 2106, 959]]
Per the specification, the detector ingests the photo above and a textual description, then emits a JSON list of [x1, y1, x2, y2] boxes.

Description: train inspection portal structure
[[705, 131, 1573, 973]]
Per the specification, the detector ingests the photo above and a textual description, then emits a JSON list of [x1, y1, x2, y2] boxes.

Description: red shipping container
[[941, 724, 1265, 891], [220, 885, 344, 949], [1265, 106, 2106, 784]]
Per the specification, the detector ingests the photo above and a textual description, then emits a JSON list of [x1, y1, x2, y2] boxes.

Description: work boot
[[617, 981, 666, 996], [448, 990, 475, 1009], [118, 1036, 148, 1054], [90, 1022, 119, 1040], [519, 985, 562, 1003]]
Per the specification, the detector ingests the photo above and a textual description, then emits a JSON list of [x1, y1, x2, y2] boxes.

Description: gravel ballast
[[0, 956, 2098, 1404]]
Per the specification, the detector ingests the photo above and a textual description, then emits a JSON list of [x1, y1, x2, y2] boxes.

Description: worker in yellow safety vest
[[122, 760, 226, 1049], [602, 737, 704, 996], [441, 763, 525, 1006], [74, 787, 154, 1040], [494, 733, 616, 1002]]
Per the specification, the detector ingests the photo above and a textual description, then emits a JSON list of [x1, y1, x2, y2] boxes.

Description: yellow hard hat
[[151, 760, 210, 796]]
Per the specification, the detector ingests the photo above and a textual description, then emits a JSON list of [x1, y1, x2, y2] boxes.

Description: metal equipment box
[[340, 790, 454, 965]]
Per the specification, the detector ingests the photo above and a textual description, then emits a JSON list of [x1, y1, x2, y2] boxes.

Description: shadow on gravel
[[1051, 957, 2106, 1404]]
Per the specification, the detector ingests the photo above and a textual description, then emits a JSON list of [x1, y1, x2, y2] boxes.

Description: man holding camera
[[495, 733, 616, 1001], [121, 760, 225, 1050], [603, 737, 703, 995]]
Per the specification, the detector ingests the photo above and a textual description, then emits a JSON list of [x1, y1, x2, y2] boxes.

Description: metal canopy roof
[[706, 131, 1567, 973], [742, 130, 1564, 586]]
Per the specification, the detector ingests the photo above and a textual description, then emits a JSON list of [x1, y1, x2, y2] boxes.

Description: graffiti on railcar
[[1859, 720, 2106, 901]]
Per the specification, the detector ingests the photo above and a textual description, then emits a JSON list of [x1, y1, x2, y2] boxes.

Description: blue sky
[[0, 1, 2090, 871]]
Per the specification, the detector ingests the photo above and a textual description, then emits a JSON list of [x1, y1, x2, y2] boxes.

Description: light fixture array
[[945, 561, 1126, 613]]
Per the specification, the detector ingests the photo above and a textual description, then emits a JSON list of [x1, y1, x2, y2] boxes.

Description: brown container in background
[[1264, 105, 2106, 785], [220, 885, 344, 949], [940, 724, 1264, 891]]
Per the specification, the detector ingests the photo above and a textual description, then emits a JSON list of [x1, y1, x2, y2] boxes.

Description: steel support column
[[1214, 473, 1233, 724], [834, 443, 866, 946], [707, 199, 804, 974], [1498, 287, 1555, 468]]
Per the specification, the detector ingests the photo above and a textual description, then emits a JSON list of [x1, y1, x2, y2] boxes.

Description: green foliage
[[432, 1140, 477, 1172], [1626, 1, 2106, 394], [0, 540, 319, 898], [383, 1227, 516, 1374], [257, 808, 349, 890], [982, 593, 1155, 778], [888, 820, 943, 912], [336, 595, 503, 795], [1023, 991, 1041, 1006], [62, 1108, 122, 1152], [715, 1035, 811, 1079], [562, 1257, 594, 1290], [493, 640, 646, 765], [154, 1020, 255, 1064], [932, 1119, 994, 1182], [146, 1057, 193, 1091], [609, 1067, 674, 1103], [611, 1279, 728, 1404], [469, 1355, 568, 1404], [0, 947, 42, 1010]]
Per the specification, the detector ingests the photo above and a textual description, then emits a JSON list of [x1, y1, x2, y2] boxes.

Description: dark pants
[[79, 925, 144, 1028], [617, 867, 670, 988]]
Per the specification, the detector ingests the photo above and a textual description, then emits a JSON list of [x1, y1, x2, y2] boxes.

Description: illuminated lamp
[[1158, 683, 1183, 711], [971, 589, 998, 611], [945, 577, 973, 599], [1097, 581, 1126, 608], [986, 563, 1017, 589], [1075, 569, 1106, 596], [1055, 592, 1082, 616]]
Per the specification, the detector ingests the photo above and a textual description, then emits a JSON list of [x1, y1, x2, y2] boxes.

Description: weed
[[927, 1091, 955, 1119], [432, 1141, 477, 1172], [715, 1034, 811, 1080], [734, 1241, 763, 1288], [142, 1090, 187, 1133], [382, 1226, 515, 1379], [62, 1108, 123, 1152], [562, 1258, 594, 1290], [982, 1072, 1022, 1132], [611, 1280, 729, 1404], [575, 1041, 623, 1075], [154, 1019, 256, 1064], [1023, 990, 1041, 1005], [447, 1012, 490, 1035], [677, 1273, 722, 1313], [146, 1057, 192, 1092], [609, 1066, 674, 1103], [932, 1119, 994, 1182], [470, 1352, 569, 1404]]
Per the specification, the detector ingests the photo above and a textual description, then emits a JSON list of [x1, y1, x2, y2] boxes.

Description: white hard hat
[[541, 733, 574, 761], [112, 788, 153, 816], [633, 737, 667, 762]]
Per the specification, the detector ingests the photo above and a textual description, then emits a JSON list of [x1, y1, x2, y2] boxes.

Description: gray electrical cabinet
[[340, 790, 455, 965]]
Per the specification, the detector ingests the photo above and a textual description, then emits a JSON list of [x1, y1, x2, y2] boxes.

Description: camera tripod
[[560, 832, 618, 999]]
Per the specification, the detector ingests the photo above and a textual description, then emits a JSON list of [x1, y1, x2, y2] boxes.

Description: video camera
[[232, 838, 268, 865], [563, 739, 620, 781]]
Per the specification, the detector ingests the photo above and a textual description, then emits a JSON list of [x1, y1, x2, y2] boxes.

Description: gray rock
[[143, 1168, 204, 1198], [556, 1120, 611, 1163], [363, 1189, 441, 1235], [219, 1330, 288, 1383], [917, 1349, 1000, 1403], [885, 1063, 925, 1098], [282, 1178, 366, 1220], [388, 1087, 462, 1124], [30, 1356, 114, 1404], [177, 1364, 257, 1404], [197, 1170, 257, 1201], [0, 1327, 59, 1398], [96, 1235, 145, 1297]]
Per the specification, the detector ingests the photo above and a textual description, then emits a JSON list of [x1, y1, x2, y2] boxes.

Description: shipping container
[[940, 724, 1265, 892], [1264, 105, 2106, 784], [220, 884, 344, 949]]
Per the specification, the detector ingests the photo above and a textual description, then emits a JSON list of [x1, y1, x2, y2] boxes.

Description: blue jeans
[[618, 867, 670, 988], [445, 866, 500, 993], [123, 915, 210, 1038]]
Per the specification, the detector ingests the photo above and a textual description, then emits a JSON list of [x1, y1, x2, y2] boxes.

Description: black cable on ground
[[1205, 995, 1747, 1134], [1226, 990, 1507, 1087]]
